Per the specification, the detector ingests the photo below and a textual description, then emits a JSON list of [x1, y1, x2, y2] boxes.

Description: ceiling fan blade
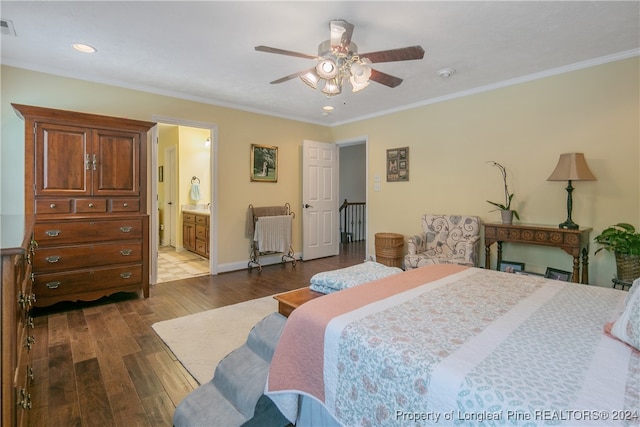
[[369, 69, 404, 88], [360, 45, 425, 63], [269, 68, 315, 84], [330, 19, 354, 52], [255, 45, 317, 60]]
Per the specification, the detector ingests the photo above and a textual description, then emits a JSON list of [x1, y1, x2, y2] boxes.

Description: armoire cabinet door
[[35, 124, 140, 197], [93, 129, 140, 196], [35, 123, 90, 196]]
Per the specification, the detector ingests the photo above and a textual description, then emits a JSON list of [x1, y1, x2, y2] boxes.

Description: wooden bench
[[273, 287, 324, 317]]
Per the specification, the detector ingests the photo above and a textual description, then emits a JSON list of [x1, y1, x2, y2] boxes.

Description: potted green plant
[[486, 161, 520, 224], [594, 223, 640, 282]]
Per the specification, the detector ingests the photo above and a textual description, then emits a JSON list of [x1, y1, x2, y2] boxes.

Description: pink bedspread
[[268, 264, 467, 400], [266, 265, 638, 426], [266, 265, 640, 426]]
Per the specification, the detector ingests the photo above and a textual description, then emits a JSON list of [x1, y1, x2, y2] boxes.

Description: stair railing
[[339, 199, 366, 243]]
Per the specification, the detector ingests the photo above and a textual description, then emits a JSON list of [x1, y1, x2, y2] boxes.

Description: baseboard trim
[[217, 252, 301, 273]]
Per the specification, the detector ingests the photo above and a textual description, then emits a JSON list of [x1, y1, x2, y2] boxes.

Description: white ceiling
[[1, 1, 638, 126]]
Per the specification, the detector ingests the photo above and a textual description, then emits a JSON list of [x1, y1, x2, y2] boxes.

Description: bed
[[266, 264, 639, 426]]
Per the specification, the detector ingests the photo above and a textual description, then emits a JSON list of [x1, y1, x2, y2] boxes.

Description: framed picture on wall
[[387, 147, 409, 182], [250, 144, 278, 182]]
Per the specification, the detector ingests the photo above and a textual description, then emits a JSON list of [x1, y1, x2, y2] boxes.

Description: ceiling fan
[[255, 19, 425, 96]]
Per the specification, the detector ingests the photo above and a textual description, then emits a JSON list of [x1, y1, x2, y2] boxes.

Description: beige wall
[[1, 65, 332, 268], [2, 57, 638, 285], [333, 57, 639, 285]]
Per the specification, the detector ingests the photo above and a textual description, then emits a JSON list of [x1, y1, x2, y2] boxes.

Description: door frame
[[336, 135, 369, 260], [150, 115, 219, 285]]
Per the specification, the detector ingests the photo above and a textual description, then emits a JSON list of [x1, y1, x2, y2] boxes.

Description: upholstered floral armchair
[[404, 214, 481, 270]]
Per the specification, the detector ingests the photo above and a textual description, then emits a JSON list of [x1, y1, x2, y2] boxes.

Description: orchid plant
[[486, 161, 520, 220]]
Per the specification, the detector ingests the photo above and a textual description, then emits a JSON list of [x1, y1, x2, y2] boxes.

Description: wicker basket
[[375, 233, 404, 268], [615, 252, 640, 282]]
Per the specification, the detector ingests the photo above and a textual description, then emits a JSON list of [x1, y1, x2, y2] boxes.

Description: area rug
[[152, 295, 279, 384]]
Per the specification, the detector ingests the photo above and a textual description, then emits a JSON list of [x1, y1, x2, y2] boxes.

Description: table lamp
[[547, 153, 596, 229]]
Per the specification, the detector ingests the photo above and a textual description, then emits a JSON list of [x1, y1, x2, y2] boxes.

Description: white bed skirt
[[297, 395, 343, 427]]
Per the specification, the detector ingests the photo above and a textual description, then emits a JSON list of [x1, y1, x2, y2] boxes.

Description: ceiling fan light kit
[[256, 19, 425, 96]]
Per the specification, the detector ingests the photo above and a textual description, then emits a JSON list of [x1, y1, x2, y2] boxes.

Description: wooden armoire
[[13, 104, 155, 307]]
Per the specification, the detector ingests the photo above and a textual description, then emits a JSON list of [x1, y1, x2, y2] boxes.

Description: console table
[[484, 223, 592, 284]]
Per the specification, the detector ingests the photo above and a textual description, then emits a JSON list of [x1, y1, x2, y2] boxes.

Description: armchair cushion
[[404, 214, 481, 270]]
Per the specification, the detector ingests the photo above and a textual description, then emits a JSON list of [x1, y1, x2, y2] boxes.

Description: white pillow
[[623, 277, 640, 306], [309, 261, 402, 294], [610, 281, 640, 351]]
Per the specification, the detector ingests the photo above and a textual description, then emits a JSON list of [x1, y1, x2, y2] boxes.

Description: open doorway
[[150, 117, 218, 285], [337, 137, 368, 259]]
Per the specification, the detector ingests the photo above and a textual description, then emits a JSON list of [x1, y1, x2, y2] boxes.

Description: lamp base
[[559, 220, 579, 230]]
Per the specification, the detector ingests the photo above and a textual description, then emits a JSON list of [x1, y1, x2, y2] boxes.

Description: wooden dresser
[[13, 104, 155, 307], [1, 215, 36, 426]]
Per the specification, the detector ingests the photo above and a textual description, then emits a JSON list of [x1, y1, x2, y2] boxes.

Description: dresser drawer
[[110, 198, 140, 212], [75, 198, 108, 213], [195, 215, 208, 226], [195, 239, 208, 255], [34, 218, 143, 245], [35, 198, 72, 214], [33, 264, 143, 299], [33, 241, 142, 272], [183, 213, 195, 223], [196, 225, 207, 240]]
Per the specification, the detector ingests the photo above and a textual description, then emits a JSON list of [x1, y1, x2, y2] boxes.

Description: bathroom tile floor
[[157, 245, 209, 283]]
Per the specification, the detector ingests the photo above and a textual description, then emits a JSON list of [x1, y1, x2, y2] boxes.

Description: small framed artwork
[[387, 147, 409, 182], [545, 267, 572, 282], [499, 260, 525, 273], [250, 144, 278, 182]]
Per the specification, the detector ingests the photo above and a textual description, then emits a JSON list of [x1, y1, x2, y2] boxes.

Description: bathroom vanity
[[182, 209, 209, 258]]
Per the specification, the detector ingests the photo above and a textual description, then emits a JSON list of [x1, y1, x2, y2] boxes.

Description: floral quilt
[[267, 265, 639, 426]]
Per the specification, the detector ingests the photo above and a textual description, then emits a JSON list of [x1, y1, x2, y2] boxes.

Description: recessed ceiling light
[[437, 67, 456, 78], [72, 43, 97, 53], [322, 105, 334, 112]]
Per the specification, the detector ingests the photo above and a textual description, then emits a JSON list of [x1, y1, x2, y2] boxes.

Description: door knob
[[304, 204, 313, 209]]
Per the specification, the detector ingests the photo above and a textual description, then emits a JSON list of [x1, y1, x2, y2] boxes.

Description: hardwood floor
[[27, 242, 366, 427]]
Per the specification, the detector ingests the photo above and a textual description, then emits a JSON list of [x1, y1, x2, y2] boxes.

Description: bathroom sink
[[182, 208, 210, 214]]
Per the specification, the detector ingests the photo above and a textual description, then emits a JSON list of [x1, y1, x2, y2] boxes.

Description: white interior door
[[166, 146, 177, 247], [302, 140, 339, 260]]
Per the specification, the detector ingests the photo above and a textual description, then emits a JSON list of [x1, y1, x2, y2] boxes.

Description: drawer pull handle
[[123, 202, 128, 207], [25, 335, 35, 351], [18, 388, 32, 410], [120, 272, 133, 279], [120, 226, 133, 233], [18, 293, 28, 310], [88, 203, 94, 208], [46, 281, 61, 289], [49, 203, 56, 209], [46, 255, 60, 263], [45, 230, 61, 237], [28, 316, 35, 329], [120, 249, 132, 256]]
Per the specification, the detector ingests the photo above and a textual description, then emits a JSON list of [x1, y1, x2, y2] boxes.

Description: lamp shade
[[547, 153, 596, 182], [300, 70, 320, 89]]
